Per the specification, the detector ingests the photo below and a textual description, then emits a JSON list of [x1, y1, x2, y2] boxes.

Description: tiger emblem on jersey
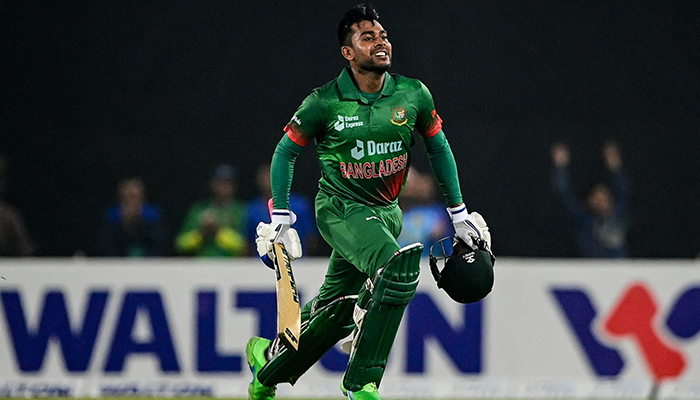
[[391, 108, 407, 126]]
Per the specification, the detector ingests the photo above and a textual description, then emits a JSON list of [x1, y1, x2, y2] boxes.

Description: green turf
[[13, 396, 568, 400], [28, 398, 512, 400]]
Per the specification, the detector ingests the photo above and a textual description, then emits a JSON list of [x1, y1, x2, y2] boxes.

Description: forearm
[[552, 166, 584, 217], [611, 168, 630, 213], [271, 135, 304, 209], [421, 130, 463, 207]]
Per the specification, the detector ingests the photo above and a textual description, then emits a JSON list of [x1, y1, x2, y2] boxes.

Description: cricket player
[[248, 4, 491, 400]]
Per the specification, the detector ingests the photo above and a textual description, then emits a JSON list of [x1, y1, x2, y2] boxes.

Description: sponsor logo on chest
[[341, 139, 407, 180], [351, 139, 403, 160], [334, 115, 364, 131]]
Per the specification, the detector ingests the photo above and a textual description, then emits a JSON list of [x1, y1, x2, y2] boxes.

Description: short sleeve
[[414, 81, 443, 138], [283, 92, 324, 147]]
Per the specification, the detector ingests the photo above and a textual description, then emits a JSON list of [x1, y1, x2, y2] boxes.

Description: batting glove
[[447, 205, 492, 250], [255, 209, 303, 269]]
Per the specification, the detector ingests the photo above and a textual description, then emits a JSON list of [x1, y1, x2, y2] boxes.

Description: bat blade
[[271, 242, 301, 351]]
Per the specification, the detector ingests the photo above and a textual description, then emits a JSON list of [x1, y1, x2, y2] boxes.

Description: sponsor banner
[[0, 258, 698, 398]]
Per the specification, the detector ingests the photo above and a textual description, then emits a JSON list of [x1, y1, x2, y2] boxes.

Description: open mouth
[[373, 50, 388, 59]]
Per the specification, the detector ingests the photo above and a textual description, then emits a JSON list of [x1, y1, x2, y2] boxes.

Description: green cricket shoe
[[340, 380, 381, 400], [246, 337, 277, 400]]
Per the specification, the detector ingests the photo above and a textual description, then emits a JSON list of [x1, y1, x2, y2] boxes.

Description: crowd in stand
[[95, 163, 323, 258], [0, 141, 638, 259], [88, 164, 455, 259]]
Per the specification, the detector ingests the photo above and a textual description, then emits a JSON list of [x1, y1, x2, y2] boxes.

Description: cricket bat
[[270, 242, 301, 351]]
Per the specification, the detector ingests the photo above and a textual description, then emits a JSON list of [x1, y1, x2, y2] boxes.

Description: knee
[[372, 243, 423, 306], [309, 295, 357, 332]]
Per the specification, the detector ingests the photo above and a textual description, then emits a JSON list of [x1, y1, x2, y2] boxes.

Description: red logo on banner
[[603, 283, 686, 381]]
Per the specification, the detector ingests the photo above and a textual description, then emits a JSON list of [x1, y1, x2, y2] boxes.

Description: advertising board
[[0, 258, 698, 398]]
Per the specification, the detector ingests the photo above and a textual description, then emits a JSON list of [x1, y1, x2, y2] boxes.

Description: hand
[[467, 212, 491, 249], [199, 213, 219, 238], [255, 209, 303, 268], [603, 140, 622, 172], [447, 205, 492, 249], [551, 142, 570, 167]]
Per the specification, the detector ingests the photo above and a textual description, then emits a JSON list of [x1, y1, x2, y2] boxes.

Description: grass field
[[24, 396, 507, 400], [19, 397, 650, 400], [19, 397, 639, 400]]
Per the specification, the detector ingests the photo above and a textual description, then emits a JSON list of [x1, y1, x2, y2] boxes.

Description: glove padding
[[255, 209, 303, 269], [447, 205, 492, 250]]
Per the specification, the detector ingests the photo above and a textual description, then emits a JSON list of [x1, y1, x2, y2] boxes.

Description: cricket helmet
[[429, 236, 495, 304]]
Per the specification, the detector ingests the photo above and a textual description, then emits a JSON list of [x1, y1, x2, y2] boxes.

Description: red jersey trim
[[420, 110, 443, 138], [385, 169, 407, 201], [284, 124, 311, 147]]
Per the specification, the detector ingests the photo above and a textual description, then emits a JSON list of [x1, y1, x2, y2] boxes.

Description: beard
[[358, 57, 392, 73]]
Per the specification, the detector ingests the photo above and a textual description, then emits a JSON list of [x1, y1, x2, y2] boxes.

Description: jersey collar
[[337, 67, 396, 104]]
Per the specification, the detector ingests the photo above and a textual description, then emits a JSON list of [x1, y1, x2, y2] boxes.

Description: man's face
[[119, 180, 145, 221], [119, 181, 144, 208], [587, 184, 613, 217], [211, 178, 234, 200], [344, 20, 392, 72]]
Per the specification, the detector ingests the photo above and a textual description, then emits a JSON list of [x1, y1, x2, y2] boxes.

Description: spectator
[[397, 168, 453, 254], [551, 140, 631, 258], [96, 177, 167, 257], [176, 164, 247, 257], [0, 153, 35, 256], [246, 164, 321, 256]]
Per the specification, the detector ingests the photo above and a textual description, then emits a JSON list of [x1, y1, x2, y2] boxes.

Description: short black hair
[[338, 4, 381, 46]]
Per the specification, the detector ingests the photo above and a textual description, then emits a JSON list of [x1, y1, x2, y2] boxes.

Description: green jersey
[[283, 68, 443, 206]]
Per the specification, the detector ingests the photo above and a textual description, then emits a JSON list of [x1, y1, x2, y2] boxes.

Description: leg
[[248, 190, 409, 399], [256, 293, 357, 386], [249, 251, 368, 397], [342, 243, 423, 392], [315, 191, 422, 394], [247, 291, 358, 400], [315, 191, 403, 279]]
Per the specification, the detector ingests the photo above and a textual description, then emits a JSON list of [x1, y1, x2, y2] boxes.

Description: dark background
[[1, 1, 698, 258]]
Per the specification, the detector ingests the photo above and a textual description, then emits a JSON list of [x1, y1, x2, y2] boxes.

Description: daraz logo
[[552, 283, 700, 381], [350, 139, 404, 160], [334, 115, 364, 131]]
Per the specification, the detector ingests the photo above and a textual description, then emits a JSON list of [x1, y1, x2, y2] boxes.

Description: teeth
[[375, 52, 386, 57]]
